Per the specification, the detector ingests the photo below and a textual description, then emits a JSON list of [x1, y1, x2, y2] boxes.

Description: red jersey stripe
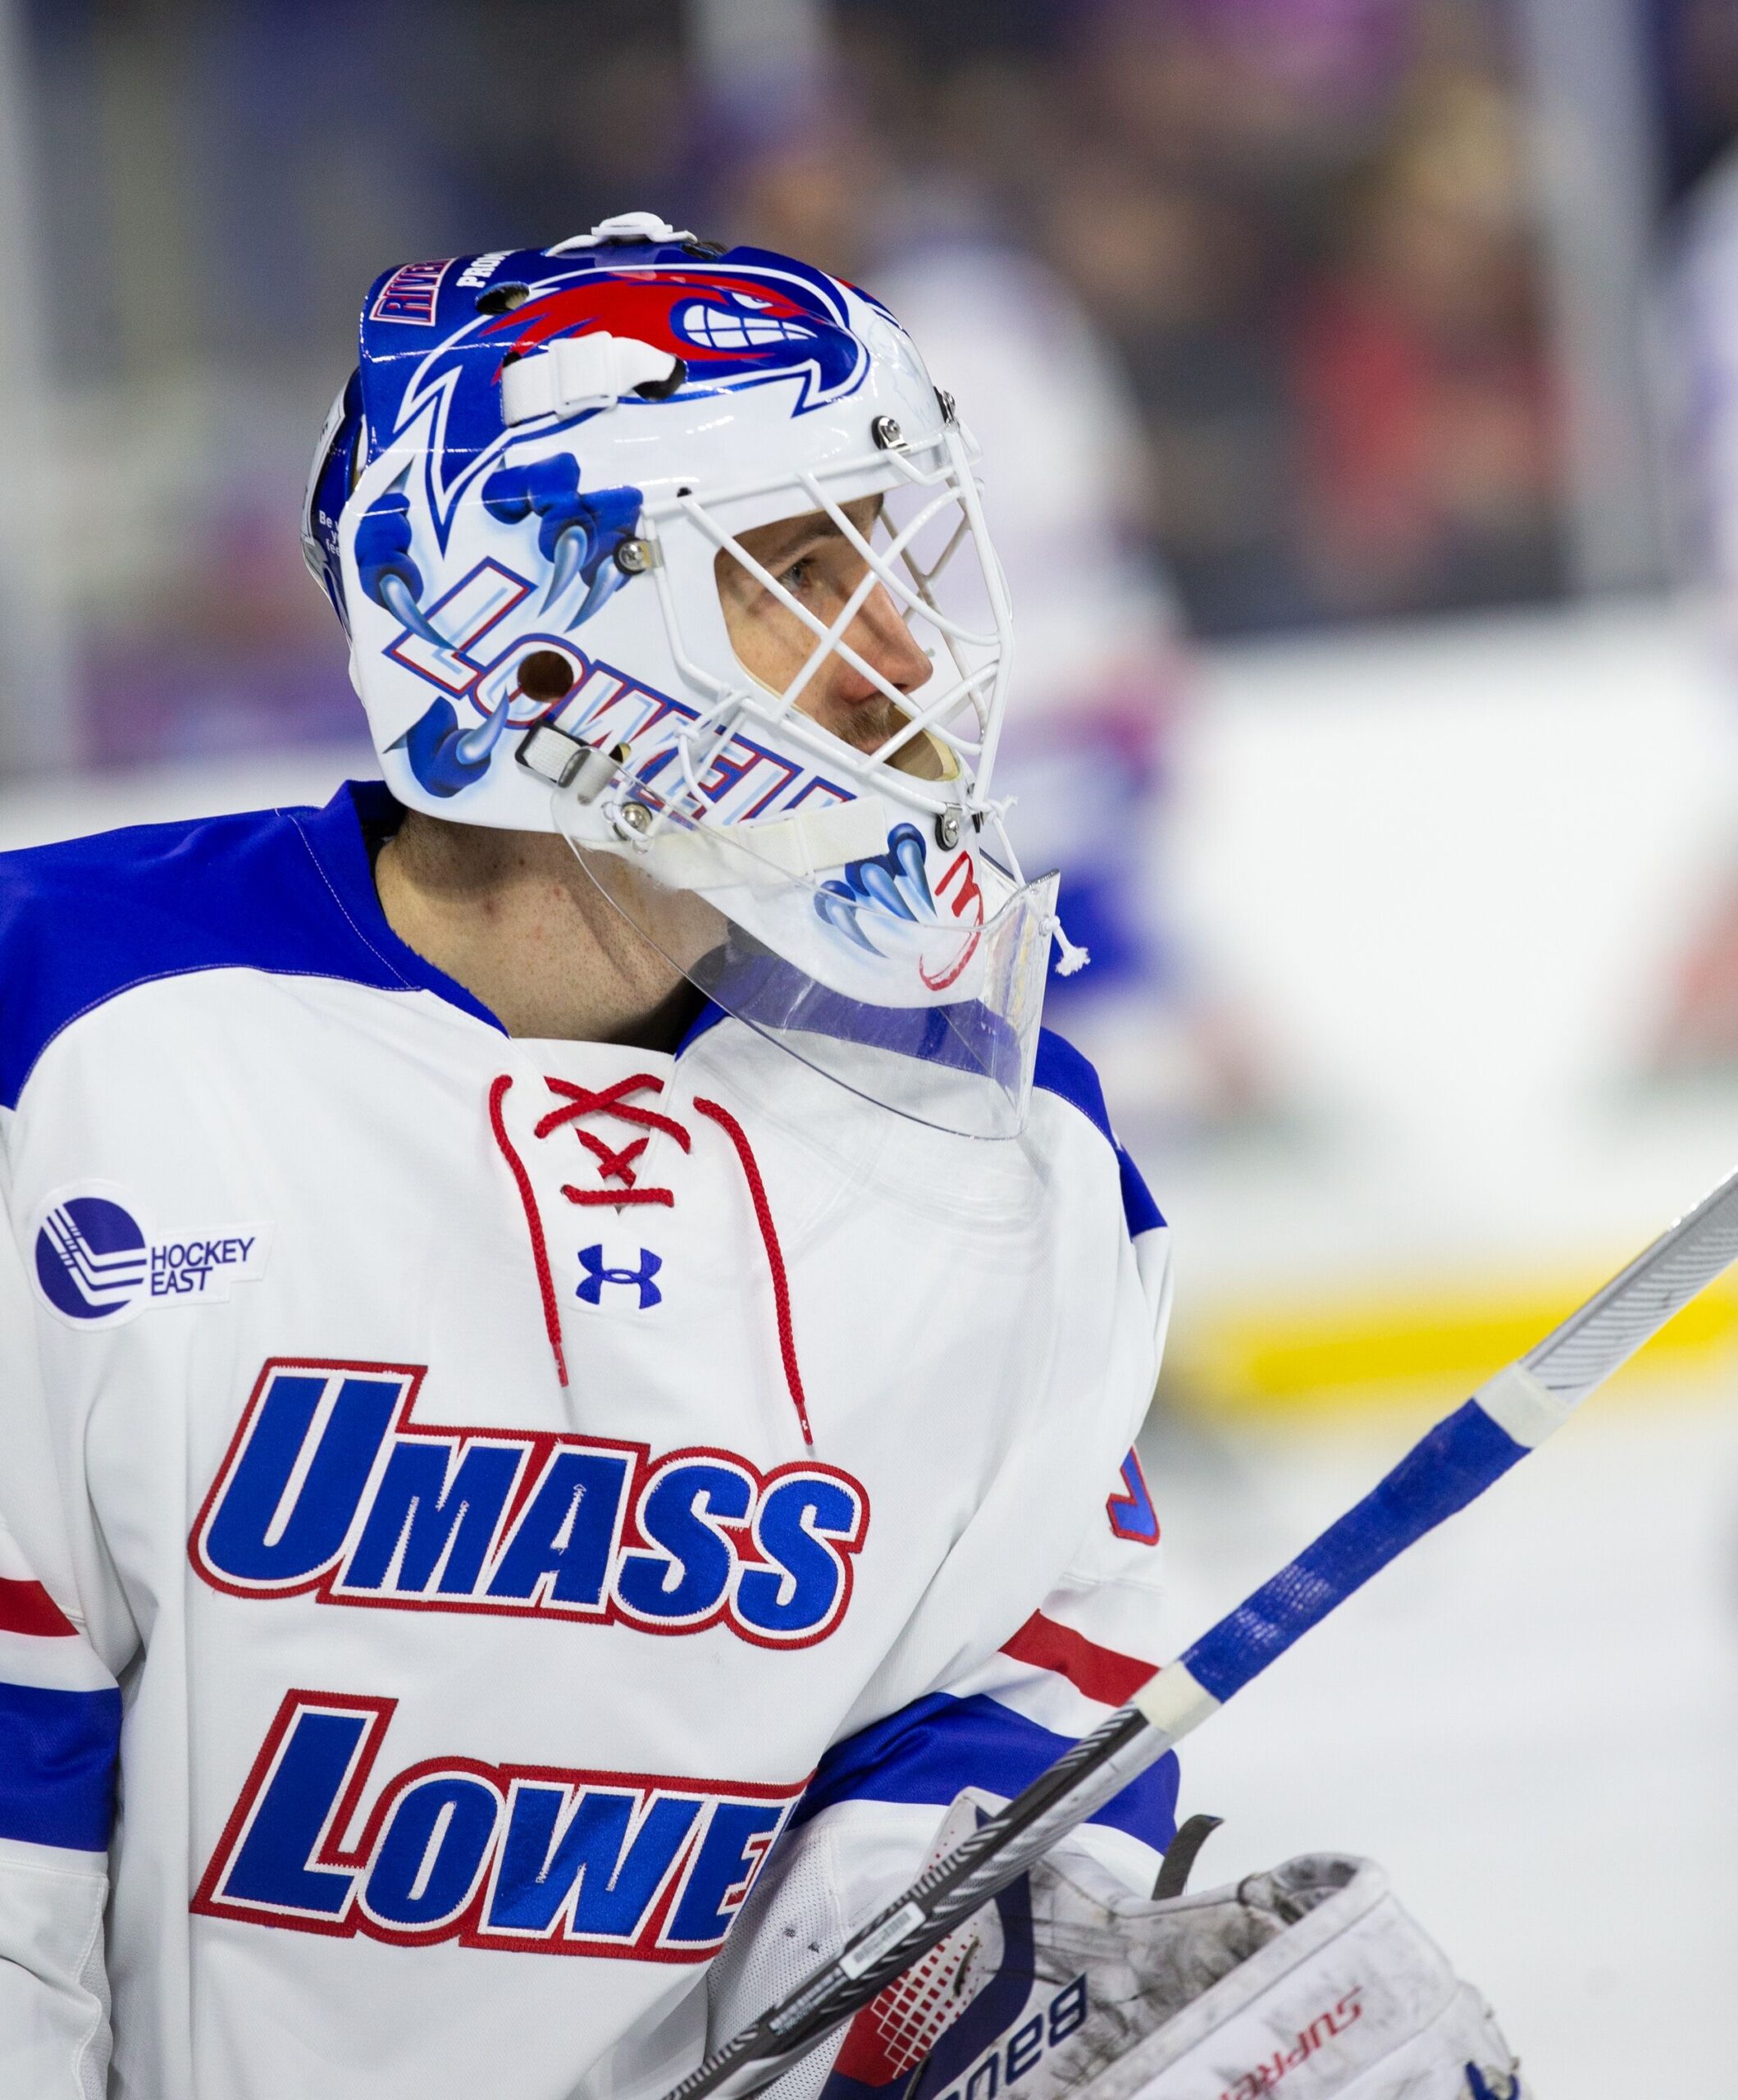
[[999, 1609, 1154, 1709], [0, 1577, 79, 1639]]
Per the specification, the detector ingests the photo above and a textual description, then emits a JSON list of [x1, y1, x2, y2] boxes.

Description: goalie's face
[[715, 498, 946, 779]]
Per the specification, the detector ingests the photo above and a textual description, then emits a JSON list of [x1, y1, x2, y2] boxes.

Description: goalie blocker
[[707, 1796, 1522, 2100]]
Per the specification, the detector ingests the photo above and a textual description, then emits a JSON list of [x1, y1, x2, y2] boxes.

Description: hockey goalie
[[0, 208, 1520, 2100]]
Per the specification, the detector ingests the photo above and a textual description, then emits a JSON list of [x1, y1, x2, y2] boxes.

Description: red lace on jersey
[[489, 1071, 814, 1447]]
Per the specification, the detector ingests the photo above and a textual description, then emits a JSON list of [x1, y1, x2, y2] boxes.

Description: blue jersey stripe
[[793, 1691, 1178, 1852], [0, 1681, 122, 1851], [1032, 1035, 1166, 1235], [1029, 1029, 1114, 1144]]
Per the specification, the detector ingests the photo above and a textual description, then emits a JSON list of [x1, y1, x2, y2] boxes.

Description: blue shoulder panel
[[1032, 1028, 1114, 1142], [792, 1690, 1178, 1853], [1033, 1029, 1166, 1237], [0, 781, 503, 1110]]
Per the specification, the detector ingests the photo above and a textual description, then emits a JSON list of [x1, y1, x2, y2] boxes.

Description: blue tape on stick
[[1182, 1399, 1526, 1705]]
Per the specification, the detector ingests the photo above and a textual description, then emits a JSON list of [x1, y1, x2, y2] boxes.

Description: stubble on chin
[[815, 691, 911, 755]]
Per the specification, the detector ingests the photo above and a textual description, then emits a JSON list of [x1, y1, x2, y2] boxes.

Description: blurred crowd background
[[5, 0, 1735, 764], [15, 0, 1738, 1121]]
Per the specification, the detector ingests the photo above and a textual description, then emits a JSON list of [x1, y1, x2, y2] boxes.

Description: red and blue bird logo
[[364, 250, 873, 545], [483, 267, 865, 406]]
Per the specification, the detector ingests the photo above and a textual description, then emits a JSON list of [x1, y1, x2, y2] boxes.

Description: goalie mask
[[304, 212, 1063, 1139]]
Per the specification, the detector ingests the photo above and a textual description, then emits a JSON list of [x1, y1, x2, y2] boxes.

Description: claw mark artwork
[[816, 826, 988, 989], [363, 445, 640, 797]]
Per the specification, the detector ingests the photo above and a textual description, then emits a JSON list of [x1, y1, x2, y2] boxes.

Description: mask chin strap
[[629, 797, 894, 889], [518, 719, 896, 882]]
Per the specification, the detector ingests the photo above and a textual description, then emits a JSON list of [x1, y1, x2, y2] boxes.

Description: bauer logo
[[31, 1184, 270, 1328], [819, 1858, 1089, 2100]]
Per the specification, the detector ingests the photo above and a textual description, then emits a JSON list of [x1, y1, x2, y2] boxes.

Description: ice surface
[[1141, 1384, 1738, 2097]]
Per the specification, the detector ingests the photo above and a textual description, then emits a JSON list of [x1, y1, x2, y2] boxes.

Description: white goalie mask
[[304, 212, 1065, 1137]]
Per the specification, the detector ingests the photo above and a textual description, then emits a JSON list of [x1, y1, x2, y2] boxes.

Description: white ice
[[1143, 1384, 1738, 2097]]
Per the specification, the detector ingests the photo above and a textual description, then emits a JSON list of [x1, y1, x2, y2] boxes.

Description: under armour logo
[[576, 1244, 663, 1310]]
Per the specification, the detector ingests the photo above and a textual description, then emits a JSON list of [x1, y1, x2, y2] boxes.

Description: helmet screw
[[872, 415, 906, 452], [935, 389, 957, 424], [618, 801, 655, 837], [935, 808, 962, 850], [614, 537, 655, 575]]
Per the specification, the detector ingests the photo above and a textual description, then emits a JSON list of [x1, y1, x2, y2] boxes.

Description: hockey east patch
[[193, 1689, 798, 1958], [30, 1180, 269, 1327], [189, 1359, 868, 1645]]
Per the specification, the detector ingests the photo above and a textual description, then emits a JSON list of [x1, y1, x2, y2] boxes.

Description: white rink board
[[0, 740, 376, 856], [1157, 596, 1738, 1294]]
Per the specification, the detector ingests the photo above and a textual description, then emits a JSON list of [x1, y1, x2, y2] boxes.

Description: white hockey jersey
[[0, 782, 1176, 2100]]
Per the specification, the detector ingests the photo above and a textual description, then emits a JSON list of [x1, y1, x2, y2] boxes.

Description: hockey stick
[[665, 1162, 1738, 2100]]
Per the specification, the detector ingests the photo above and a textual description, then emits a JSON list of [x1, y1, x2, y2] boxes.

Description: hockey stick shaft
[[666, 1162, 1738, 2100]]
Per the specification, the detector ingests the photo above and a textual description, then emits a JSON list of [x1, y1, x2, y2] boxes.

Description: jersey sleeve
[[790, 1446, 1174, 1886], [0, 1125, 128, 2094], [706, 1454, 1175, 2079], [741, 1120, 1176, 1921]]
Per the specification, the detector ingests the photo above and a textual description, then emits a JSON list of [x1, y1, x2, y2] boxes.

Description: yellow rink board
[[1166, 1267, 1738, 1418]]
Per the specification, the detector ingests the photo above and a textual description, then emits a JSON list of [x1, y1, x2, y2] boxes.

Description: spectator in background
[[1287, 64, 1562, 619], [1010, 1, 1317, 632], [1649, 130, 1738, 1075], [22, 0, 1567, 796], [1043, 153, 1306, 632], [838, 0, 1563, 634]]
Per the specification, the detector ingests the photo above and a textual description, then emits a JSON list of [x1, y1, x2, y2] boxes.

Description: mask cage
[[638, 419, 1014, 831]]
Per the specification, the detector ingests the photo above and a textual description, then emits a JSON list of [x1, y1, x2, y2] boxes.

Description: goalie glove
[[705, 1797, 1523, 2100]]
